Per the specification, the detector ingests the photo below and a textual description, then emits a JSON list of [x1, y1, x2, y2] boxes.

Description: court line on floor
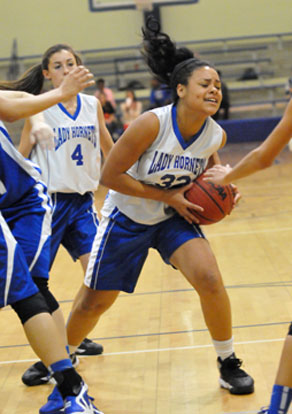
[[0, 337, 285, 366], [206, 225, 292, 238], [220, 411, 292, 414], [221, 411, 258, 414], [1, 279, 290, 311], [0, 320, 290, 350]]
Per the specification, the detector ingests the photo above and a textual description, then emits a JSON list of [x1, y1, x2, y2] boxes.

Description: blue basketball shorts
[[84, 209, 205, 293], [50, 192, 99, 266], [1, 182, 52, 280], [0, 212, 38, 308]]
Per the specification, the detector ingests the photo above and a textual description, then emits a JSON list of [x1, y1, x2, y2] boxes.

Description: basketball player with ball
[[65, 17, 254, 396], [204, 94, 292, 413]]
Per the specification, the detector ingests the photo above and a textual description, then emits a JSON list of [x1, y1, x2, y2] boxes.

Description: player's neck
[[176, 109, 206, 141], [60, 96, 78, 115]]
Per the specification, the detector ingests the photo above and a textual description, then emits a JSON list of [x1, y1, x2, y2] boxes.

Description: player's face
[[177, 66, 222, 116], [43, 49, 78, 88]]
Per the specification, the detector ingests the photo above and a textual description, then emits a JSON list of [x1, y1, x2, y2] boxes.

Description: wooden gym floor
[[1, 141, 292, 414]]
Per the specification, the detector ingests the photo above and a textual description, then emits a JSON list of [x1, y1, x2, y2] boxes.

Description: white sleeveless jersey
[[30, 93, 101, 194], [102, 104, 224, 225]]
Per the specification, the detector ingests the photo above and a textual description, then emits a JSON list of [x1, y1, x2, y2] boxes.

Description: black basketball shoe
[[75, 338, 103, 356], [22, 361, 52, 386], [217, 353, 254, 394], [21, 338, 103, 386]]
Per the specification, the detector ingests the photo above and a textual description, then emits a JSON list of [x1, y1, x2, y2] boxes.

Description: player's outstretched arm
[[204, 98, 292, 185], [0, 66, 94, 122]]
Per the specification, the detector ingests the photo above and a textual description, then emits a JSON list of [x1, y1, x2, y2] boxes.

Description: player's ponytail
[[0, 64, 44, 94], [142, 16, 214, 103], [0, 43, 82, 95]]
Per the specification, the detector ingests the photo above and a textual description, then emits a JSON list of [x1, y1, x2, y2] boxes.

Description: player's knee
[[33, 277, 60, 313], [78, 296, 109, 316], [11, 292, 50, 324], [194, 269, 224, 296]]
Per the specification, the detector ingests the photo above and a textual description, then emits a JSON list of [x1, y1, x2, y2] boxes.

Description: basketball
[[185, 173, 236, 225]]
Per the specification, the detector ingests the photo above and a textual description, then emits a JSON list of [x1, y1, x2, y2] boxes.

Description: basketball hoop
[[134, 0, 153, 11]]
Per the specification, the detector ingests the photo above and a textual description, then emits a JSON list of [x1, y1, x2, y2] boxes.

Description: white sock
[[68, 344, 79, 355], [212, 337, 234, 361]]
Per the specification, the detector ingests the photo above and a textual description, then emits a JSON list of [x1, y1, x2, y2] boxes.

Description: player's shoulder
[[149, 103, 172, 117], [206, 116, 223, 133], [79, 93, 98, 109]]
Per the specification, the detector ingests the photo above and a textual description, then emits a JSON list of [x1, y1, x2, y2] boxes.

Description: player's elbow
[[100, 171, 112, 188], [253, 149, 273, 170], [0, 112, 19, 122], [259, 158, 273, 169]]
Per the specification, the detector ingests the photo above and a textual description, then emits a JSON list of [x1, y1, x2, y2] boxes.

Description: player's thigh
[[170, 238, 224, 293], [79, 252, 90, 274]]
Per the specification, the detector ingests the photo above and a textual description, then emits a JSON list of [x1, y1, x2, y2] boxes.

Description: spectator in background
[[285, 75, 292, 97], [94, 78, 116, 109], [212, 70, 230, 121], [120, 89, 142, 129], [99, 92, 122, 142], [148, 77, 172, 109]]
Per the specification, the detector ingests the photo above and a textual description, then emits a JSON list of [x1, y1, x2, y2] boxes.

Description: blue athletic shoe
[[258, 408, 269, 413], [64, 383, 103, 414], [40, 386, 64, 414]]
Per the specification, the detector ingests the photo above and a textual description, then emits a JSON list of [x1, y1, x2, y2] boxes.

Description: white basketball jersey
[[102, 104, 224, 225], [30, 93, 101, 194]]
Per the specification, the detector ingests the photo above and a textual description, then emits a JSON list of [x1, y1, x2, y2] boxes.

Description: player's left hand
[[203, 164, 232, 185], [30, 121, 55, 150], [230, 183, 241, 207]]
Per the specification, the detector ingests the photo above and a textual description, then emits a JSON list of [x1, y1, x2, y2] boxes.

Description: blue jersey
[[0, 122, 51, 280], [0, 211, 38, 307], [0, 121, 42, 209]]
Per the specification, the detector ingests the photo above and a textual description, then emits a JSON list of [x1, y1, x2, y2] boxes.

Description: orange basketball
[[185, 173, 236, 225]]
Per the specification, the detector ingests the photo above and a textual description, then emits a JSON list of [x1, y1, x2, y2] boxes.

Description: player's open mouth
[[205, 98, 218, 103]]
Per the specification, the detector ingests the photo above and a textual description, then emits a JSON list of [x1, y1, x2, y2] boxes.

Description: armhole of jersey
[[220, 129, 227, 149]]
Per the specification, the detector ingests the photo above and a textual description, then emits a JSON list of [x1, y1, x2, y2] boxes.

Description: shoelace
[[222, 357, 247, 377]]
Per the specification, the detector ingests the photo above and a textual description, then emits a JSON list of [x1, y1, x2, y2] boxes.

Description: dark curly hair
[[142, 17, 215, 104]]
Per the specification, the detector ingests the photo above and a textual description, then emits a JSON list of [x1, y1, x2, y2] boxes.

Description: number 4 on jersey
[[71, 144, 84, 166]]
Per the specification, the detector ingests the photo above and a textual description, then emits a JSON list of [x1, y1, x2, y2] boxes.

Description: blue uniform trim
[[0, 126, 13, 143], [171, 105, 207, 150], [58, 94, 81, 120]]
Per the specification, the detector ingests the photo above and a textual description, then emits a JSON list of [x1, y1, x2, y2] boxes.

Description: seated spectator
[[285, 76, 292, 96], [212, 70, 230, 121], [98, 92, 122, 142], [94, 78, 116, 109], [120, 89, 142, 129], [149, 77, 172, 109], [238, 67, 258, 81]]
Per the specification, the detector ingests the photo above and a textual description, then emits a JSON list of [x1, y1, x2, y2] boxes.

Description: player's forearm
[[101, 171, 168, 202], [0, 89, 63, 122], [224, 149, 270, 183]]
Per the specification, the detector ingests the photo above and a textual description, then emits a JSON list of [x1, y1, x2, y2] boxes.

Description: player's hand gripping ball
[[185, 173, 236, 225]]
